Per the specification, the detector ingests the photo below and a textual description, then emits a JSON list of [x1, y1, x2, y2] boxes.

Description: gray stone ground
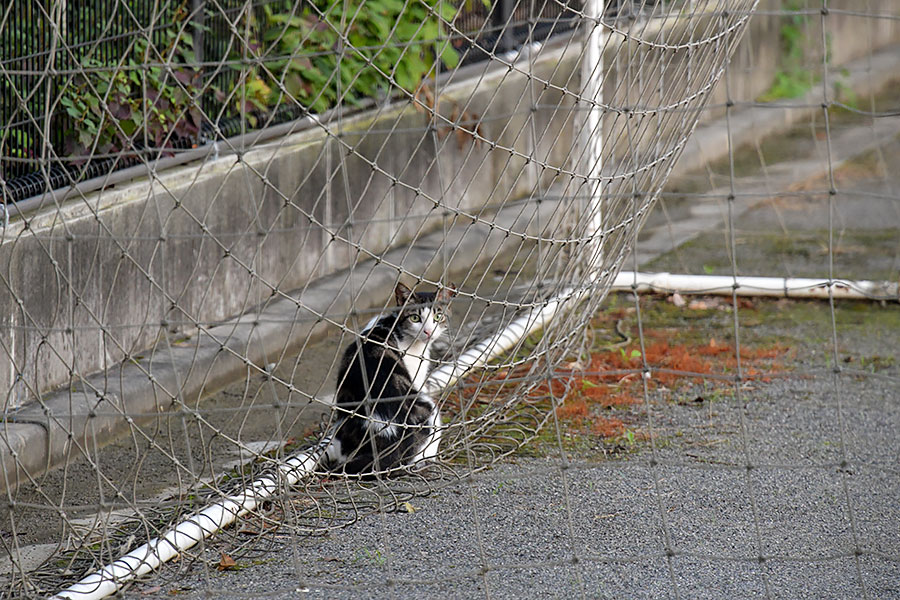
[[121, 365, 900, 599]]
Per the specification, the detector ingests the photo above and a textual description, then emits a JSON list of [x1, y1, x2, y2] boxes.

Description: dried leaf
[[414, 85, 436, 112], [401, 501, 418, 514], [217, 552, 237, 571], [687, 299, 709, 310], [738, 298, 756, 310]]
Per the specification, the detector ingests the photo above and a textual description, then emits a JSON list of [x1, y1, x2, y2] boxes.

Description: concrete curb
[[634, 105, 900, 266]]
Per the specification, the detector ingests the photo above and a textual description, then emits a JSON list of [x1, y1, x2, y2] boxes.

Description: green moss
[[757, 1, 819, 103]]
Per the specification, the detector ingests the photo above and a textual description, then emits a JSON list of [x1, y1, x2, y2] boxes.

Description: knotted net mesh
[[0, 1, 767, 597]]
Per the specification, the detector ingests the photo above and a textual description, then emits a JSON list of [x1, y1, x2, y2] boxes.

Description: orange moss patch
[[581, 383, 640, 408], [578, 339, 790, 385], [559, 337, 786, 439], [448, 333, 788, 446], [590, 416, 625, 438], [556, 397, 589, 420]]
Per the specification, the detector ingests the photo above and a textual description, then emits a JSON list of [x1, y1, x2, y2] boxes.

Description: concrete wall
[[718, 0, 900, 114], [602, 0, 900, 164]]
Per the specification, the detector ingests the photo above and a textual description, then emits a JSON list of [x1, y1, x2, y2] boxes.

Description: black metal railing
[[1, 0, 189, 197]]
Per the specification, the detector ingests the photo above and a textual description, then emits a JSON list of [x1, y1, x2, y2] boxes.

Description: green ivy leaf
[[440, 43, 460, 69], [77, 129, 94, 149], [120, 119, 137, 136]]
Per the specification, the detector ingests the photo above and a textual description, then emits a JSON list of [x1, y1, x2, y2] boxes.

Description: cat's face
[[394, 283, 456, 343]]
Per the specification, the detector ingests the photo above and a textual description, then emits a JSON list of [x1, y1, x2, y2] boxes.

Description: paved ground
[[121, 355, 900, 599]]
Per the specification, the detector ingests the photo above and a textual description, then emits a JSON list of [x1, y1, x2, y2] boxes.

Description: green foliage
[[249, 0, 460, 114], [759, 68, 814, 102], [832, 67, 858, 109], [4, 0, 465, 167], [0, 2, 47, 66], [1, 3, 51, 164], [355, 547, 387, 566], [5, 130, 34, 159], [58, 6, 202, 159], [757, 4, 858, 107], [618, 348, 641, 361], [757, 1, 816, 102]]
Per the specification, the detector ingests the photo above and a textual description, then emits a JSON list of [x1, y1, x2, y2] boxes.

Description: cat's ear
[[394, 282, 413, 306], [437, 283, 457, 302]]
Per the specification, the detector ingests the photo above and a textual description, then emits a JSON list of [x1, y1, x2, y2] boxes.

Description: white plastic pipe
[[611, 271, 899, 301], [50, 450, 320, 599], [428, 287, 579, 391], [580, 0, 605, 276], [50, 287, 583, 600]]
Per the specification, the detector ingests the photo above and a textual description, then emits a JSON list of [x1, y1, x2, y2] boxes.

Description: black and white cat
[[321, 282, 456, 474]]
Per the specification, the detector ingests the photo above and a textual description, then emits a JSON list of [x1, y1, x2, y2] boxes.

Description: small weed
[[705, 388, 733, 404], [856, 355, 896, 373], [355, 547, 387, 567], [758, 1, 818, 102], [619, 348, 642, 361]]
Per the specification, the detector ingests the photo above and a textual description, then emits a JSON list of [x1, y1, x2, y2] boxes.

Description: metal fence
[[0, 0, 586, 205], [1, 0, 188, 195]]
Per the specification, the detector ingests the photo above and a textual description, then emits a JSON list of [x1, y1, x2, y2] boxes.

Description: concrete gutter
[[632, 105, 900, 266]]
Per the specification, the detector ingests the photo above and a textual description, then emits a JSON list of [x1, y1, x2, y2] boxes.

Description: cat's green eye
[[409, 314, 421, 323], [433, 311, 445, 323]]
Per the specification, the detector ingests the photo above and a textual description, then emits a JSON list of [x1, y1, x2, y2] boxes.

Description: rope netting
[[3, 0, 898, 598]]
